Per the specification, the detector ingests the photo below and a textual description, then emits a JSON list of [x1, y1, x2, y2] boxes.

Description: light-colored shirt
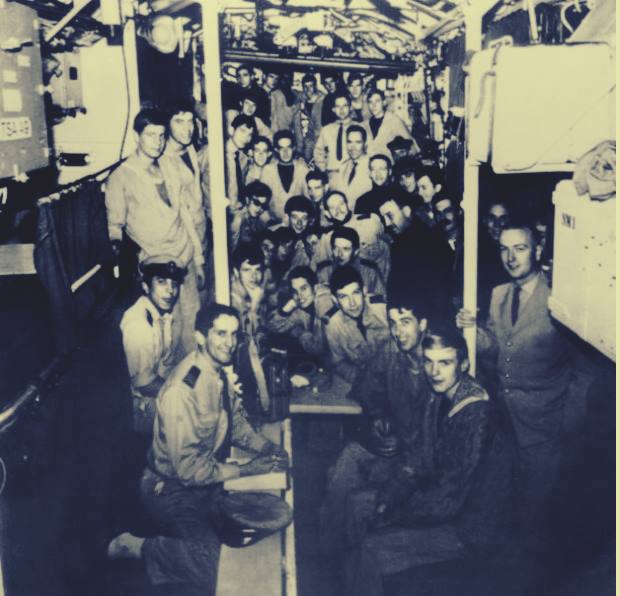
[[325, 298, 390, 383], [149, 350, 269, 486], [104, 153, 195, 267], [161, 144, 207, 253], [313, 119, 353, 177], [120, 295, 182, 394]]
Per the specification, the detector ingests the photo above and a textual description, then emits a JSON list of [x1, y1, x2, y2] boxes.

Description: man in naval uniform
[[120, 255, 186, 435], [108, 303, 288, 594]]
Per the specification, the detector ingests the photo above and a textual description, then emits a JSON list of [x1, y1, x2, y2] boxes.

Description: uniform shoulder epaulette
[[359, 257, 378, 270], [145, 310, 154, 327], [322, 305, 339, 323], [316, 259, 332, 270], [369, 295, 385, 304], [183, 365, 201, 389]]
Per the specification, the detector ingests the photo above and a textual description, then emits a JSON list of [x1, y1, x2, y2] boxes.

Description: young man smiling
[[344, 326, 511, 596], [314, 90, 353, 181], [262, 129, 309, 222], [324, 265, 390, 383], [331, 124, 373, 210], [316, 226, 385, 297], [230, 180, 271, 250], [105, 107, 204, 354], [120, 255, 186, 434], [320, 291, 430, 556], [108, 303, 288, 593], [267, 265, 334, 364], [457, 218, 592, 547]]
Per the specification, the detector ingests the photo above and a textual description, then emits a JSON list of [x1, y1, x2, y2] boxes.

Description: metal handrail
[[0, 356, 64, 434]]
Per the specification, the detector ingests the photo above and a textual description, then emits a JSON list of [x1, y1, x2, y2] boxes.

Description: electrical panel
[[549, 180, 615, 361], [49, 51, 84, 110], [0, 2, 49, 180]]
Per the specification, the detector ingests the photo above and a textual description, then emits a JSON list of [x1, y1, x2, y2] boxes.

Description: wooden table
[[289, 375, 362, 415], [216, 419, 297, 596]]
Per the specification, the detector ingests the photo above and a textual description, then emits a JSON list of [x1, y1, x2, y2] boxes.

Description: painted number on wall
[[0, 117, 32, 141]]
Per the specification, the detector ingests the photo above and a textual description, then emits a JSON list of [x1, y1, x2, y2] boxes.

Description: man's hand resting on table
[[260, 441, 289, 467], [239, 452, 287, 477]]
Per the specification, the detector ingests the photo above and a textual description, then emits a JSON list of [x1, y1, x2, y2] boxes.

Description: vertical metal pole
[[121, 0, 140, 158], [202, 0, 230, 305], [461, 6, 485, 376]]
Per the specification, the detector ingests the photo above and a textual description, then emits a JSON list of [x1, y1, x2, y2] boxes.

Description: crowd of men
[[102, 65, 592, 596]]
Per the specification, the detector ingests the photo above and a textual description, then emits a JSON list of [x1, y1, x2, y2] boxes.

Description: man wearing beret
[[386, 135, 415, 165], [120, 255, 186, 434]]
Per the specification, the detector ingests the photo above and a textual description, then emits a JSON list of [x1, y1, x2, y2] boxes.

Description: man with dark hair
[[230, 180, 271, 250], [432, 193, 464, 309], [332, 124, 373, 209], [343, 324, 511, 596], [354, 154, 397, 217], [263, 67, 293, 134], [108, 303, 288, 594], [105, 107, 204, 354], [347, 72, 369, 122], [225, 88, 272, 140], [236, 62, 270, 124], [121, 256, 186, 434], [315, 190, 391, 281], [161, 102, 207, 255], [225, 114, 256, 210], [262, 129, 309, 222], [413, 164, 443, 228], [319, 290, 430, 554], [314, 90, 353, 180], [364, 88, 417, 159], [283, 194, 317, 268], [457, 218, 592, 548], [387, 136, 415, 164], [305, 169, 330, 227], [270, 226, 297, 287], [231, 242, 268, 339], [478, 200, 512, 319], [378, 193, 453, 316], [267, 265, 334, 362], [324, 265, 390, 383], [293, 73, 325, 161], [393, 156, 418, 201], [316, 226, 384, 296], [320, 70, 343, 126], [245, 135, 273, 185]]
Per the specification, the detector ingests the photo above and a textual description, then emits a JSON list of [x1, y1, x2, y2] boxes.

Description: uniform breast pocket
[[194, 412, 221, 442]]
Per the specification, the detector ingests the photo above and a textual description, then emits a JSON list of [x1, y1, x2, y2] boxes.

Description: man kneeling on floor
[[108, 303, 288, 594], [343, 326, 512, 596]]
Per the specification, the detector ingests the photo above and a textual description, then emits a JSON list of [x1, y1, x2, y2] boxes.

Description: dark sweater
[[379, 375, 513, 550]]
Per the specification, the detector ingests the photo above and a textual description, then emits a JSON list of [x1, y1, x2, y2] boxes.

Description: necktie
[[215, 370, 233, 461], [348, 160, 357, 185], [511, 285, 521, 326], [180, 150, 194, 175], [336, 123, 343, 162], [235, 150, 245, 199]]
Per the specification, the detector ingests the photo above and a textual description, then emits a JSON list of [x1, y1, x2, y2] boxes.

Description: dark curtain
[[34, 181, 115, 353]]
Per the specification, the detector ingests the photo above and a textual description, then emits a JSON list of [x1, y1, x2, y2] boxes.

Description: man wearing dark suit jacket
[[457, 219, 591, 542]]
